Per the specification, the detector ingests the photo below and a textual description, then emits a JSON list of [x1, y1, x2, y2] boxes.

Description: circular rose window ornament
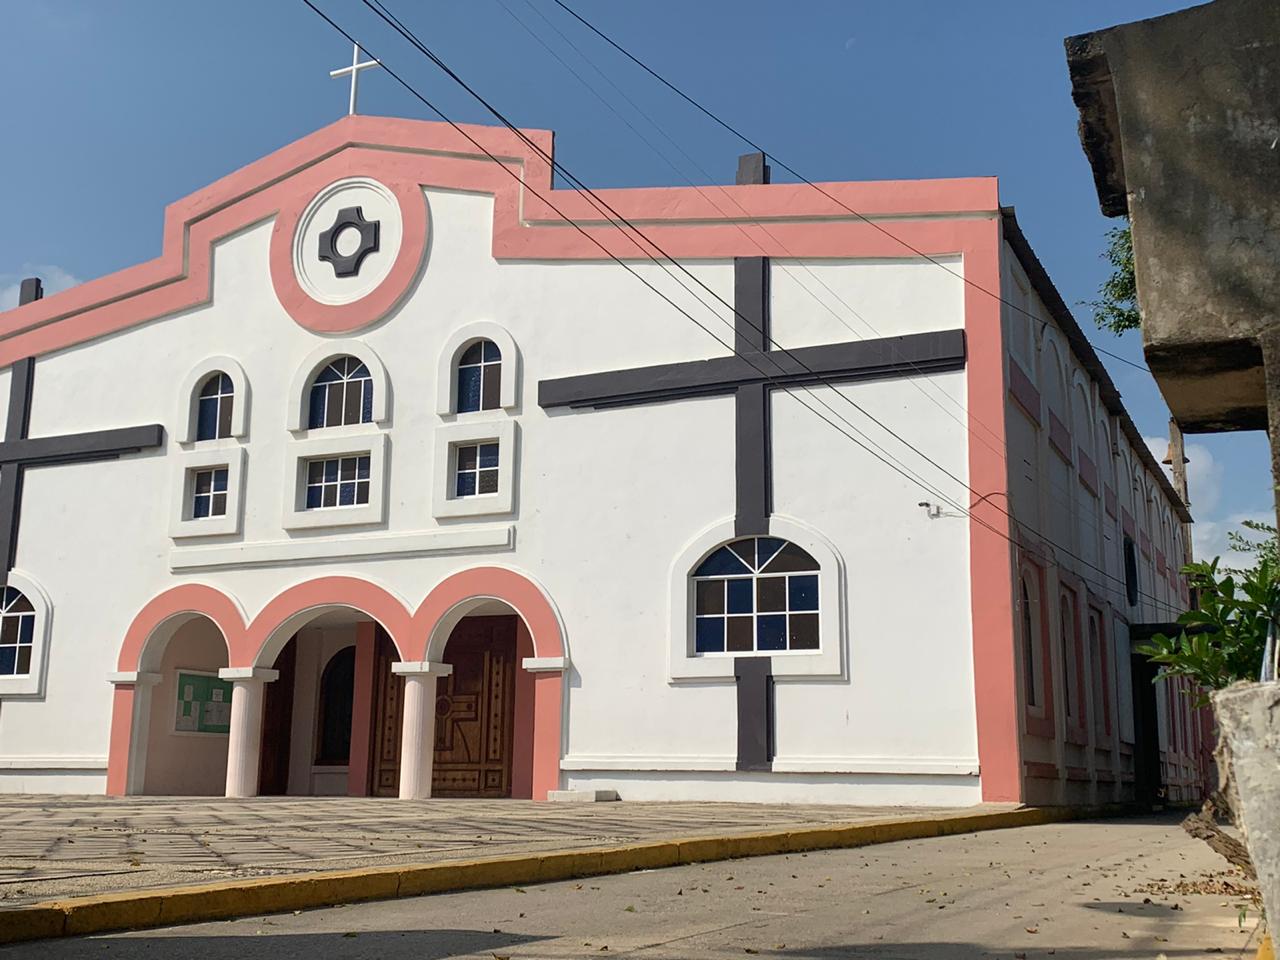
[[292, 177, 403, 306]]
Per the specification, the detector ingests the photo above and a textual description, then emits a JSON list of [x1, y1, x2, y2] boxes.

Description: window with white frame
[[456, 340, 502, 413], [454, 442, 499, 497], [195, 373, 234, 441], [692, 537, 819, 655], [308, 356, 373, 429], [305, 454, 371, 509], [190, 467, 229, 519], [0, 587, 35, 677]]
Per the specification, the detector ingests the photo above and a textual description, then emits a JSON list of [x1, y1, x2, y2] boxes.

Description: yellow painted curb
[[0, 802, 1120, 945], [1256, 932, 1274, 960]]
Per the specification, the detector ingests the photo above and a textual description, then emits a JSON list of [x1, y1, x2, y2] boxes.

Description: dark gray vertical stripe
[[734, 655, 774, 771], [734, 382, 770, 537]]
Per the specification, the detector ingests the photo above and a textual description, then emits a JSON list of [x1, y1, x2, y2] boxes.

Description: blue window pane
[[788, 575, 819, 612], [18, 616, 33, 646], [352, 362, 370, 380], [305, 486, 322, 509], [308, 384, 327, 428], [695, 617, 725, 653], [3, 587, 17, 608], [217, 373, 233, 394], [361, 381, 373, 423], [694, 546, 751, 577], [460, 342, 484, 365], [478, 443, 500, 469], [757, 615, 787, 651], [338, 482, 356, 506], [456, 473, 476, 497], [0, 647, 14, 675], [756, 537, 786, 568], [457, 366, 482, 412], [315, 363, 341, 384], [212, 469, 228, 492], [727, 579, 753, 614], [482, 340, 501, 362], [193, 496, 210, 519], [323, 460, 339, 482], [357, 456, 370, 479], [196, 397, 218, 441]]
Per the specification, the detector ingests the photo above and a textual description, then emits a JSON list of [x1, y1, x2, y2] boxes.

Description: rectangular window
[[694, 572, 819, 654], [454, 442, 500, 498], [191, 467, 229, 519], [305, 454, 371, 509]]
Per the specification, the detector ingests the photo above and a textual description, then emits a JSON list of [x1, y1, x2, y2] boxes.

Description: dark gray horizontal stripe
[[0, 424, 165, 466], [538, 328, 966, 410]]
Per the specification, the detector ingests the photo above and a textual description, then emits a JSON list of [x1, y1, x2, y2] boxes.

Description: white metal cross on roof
[[330, 42, 381, 116]]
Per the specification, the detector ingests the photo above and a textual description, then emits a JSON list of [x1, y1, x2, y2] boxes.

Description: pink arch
[[108, 584, 246, 796], [237, 576, 415, 667], [410, 567, 565, 800], [116, 584, 245, 672]]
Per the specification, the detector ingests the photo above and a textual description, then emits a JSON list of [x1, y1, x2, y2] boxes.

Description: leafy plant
[[1135, 557, 1278, 700], [1227, 519, 1278, 568], [1087, 224, 1141, 334]]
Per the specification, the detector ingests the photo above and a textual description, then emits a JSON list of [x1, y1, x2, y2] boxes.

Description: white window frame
[[284, 432, 388, 530], [667, 515, 846, 682], [435, 321, 520, 416], [0, 570, 53, 699], [170, 446, 246, 539], [176, 357, 249, 444], [287, 341, 390, 432], [432, 419, 517, 519]]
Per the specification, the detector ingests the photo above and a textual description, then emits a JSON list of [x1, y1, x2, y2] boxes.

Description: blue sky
[[0, 0, 1268, 560]]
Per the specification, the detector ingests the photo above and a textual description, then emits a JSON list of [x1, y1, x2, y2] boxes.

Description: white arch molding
[[435, 320, 521, 416], [286, 340, 391, 431], [176, 357, 250, 443], [666, 514, 846, 682]]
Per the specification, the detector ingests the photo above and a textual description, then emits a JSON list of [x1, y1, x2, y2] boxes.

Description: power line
[[298, 0, 1187, 619], [547, 0, 1154, 379]]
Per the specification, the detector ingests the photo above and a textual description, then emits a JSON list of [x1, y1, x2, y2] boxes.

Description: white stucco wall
[[0, 186, 978, 804]]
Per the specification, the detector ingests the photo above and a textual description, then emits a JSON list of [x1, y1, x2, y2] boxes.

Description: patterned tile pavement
[[0, 795, 965, 905]]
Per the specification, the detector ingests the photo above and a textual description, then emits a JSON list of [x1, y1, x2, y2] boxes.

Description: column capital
[[392, 660, 453, 677], [522, 656, 567, 673], [218, 667, 280, 682], [107, 671, 162, 687]]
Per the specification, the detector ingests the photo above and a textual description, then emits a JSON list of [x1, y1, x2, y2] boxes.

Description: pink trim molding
[[1140, 531, 1153, 559], [1047, 410, 1072, 463], [1104, 485, 1118, 519], [1007, 360, 1041, 425], [0, 115, 999, 360], [1122, 509, 1136, 540], [1156, 551, 1167, 577], [1076, 448, 1098, 496]]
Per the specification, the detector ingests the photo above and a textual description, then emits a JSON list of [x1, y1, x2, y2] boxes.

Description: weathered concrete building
[[1065, 0, 1280, 443]]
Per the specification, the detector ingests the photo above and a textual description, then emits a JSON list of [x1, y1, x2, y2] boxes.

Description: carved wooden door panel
[[370, 627, 403, 797], [432, 616, 517, 798]]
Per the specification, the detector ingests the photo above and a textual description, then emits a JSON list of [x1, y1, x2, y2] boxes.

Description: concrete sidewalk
[[0, 796, 1114, 944], [0, 795, 961, 905]]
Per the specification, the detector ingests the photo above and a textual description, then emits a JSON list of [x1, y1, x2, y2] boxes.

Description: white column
[[392, 661, 452, 800], [219, 667, 278, 799]]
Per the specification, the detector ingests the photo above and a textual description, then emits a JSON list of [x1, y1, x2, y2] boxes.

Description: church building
[[0, 115, 1206, 806]]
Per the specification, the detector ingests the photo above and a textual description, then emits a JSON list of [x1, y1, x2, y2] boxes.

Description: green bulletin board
[[175, 671, 233, 735]]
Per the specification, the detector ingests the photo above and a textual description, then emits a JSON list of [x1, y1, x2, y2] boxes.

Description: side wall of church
[[1001, 236, 1205, 806], [0, 187, 981, 804]]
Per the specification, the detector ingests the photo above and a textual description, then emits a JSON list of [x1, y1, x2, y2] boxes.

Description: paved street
[[0, 795, 958, 904], [5, 814, 1262, 959]]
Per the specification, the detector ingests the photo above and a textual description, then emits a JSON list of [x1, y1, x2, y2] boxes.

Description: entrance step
[[547, 789, 620, 803]]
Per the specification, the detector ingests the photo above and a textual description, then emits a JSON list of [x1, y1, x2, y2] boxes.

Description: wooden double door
[[370, 615, 518, 798]]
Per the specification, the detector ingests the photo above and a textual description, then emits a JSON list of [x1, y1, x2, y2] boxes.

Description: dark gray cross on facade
[[538, 155, 968, 769], [0, 278, 166, 584]]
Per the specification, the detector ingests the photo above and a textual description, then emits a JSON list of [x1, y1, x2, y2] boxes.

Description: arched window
[[308, 356, 373, 429], [692, 536, 819, 654], [1122, 535, 1139, 607], [315, 646, 356, 765], [195, 373, 234, 441], [1059, 597, 1075, 720], [456, 339, 501, 413], [0, 587, 36, 677], [1021, 578, 1038, 708]]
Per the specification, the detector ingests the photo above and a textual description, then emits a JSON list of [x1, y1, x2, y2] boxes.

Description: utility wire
[[357, 0, 1186, 617], [547, 0, 1153, 378], [299, 0, 1187, 619]]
